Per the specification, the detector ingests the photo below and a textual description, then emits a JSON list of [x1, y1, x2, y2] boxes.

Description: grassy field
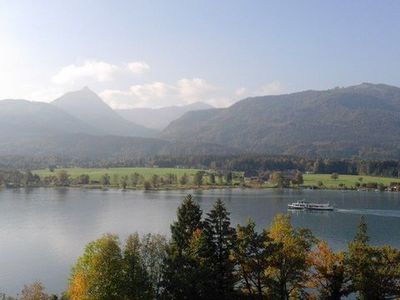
[[33, 167, 400, 189], [33, 167, 201, 181], [303, 174, 400, 188]]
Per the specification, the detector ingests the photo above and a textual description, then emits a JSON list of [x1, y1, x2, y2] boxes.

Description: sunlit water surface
[[1, 188, 400, 295]]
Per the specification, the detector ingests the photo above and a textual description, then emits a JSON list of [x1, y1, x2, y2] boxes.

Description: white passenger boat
[[288, 201, 334, 211]]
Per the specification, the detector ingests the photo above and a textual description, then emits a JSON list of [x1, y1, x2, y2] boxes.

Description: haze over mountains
[[116, 102, 213, 130], [0, 88, 233, 160], [1, 83, 400, 161], [53, 87, 158, 137]]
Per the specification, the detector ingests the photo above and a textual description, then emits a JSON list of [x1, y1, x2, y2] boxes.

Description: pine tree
[[354, 216, 369, 244], [161, 195, 204, 300], [201, 199, 236, 300], [170, 194, 203, 254]]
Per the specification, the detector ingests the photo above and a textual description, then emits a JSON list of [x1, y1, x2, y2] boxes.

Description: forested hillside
[[163, 83, 400, 159]]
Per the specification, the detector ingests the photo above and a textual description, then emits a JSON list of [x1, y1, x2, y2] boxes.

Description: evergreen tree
[[354, 216, 369, 244], [200, 199, 236, 300], [161, 195, 204, 300], [170, 194, 203, 254]]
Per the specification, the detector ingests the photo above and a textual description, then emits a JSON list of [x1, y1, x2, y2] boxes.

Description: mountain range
[[1, 83, 400, 162], [162, 83, 400, 159], [0, 89, 234, 160]]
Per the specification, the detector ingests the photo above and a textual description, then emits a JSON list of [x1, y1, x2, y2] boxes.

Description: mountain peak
[[53, 87, 105, 108], [52, 88, 157, 137]]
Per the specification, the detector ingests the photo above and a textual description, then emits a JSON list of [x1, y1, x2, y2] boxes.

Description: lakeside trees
[[61, 195, 400, 300], [5, 194, 399, 299], [3, 161, 400, 191]]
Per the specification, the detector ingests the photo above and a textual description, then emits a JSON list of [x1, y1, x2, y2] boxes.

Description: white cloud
[[100, 78, 285, 109], [52, 60, 119, 84], [176, 78, 217, 102], [258, 80, 282, 95], [127, 61, 150, 74], [235, 87, 247, 97], [100, 78, 220, 109]]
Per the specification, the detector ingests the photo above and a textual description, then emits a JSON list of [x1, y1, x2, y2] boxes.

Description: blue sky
[[0, 0, 399, 108]]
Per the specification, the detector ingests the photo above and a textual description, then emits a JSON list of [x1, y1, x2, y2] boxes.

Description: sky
[[0, 0, 399, 108]]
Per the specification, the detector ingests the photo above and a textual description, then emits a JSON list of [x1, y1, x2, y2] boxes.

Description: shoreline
[[0, 184, 396, 193]]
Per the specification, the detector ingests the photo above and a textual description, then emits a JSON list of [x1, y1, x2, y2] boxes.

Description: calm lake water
[[1, 188, 400, 295]]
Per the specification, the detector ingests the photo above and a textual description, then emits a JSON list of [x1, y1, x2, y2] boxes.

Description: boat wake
[[336, 209, 400, 218]]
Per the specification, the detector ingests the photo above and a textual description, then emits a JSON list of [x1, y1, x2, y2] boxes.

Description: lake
[[1, 188, 400, 295]]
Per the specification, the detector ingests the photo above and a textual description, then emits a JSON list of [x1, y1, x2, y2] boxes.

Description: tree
[[270, 172, 289, 188], [100, 173, 111, 186], [170, 194, 203, 253], [354, 216, 368, 244], [77, 174, 90, 185], [200, 199, 236, 300], [331, 173, 339, 180], [122, 234, 152, 299], [179, 173, 189, 185], [268, 214, 315, 299], [225, 171, 233, 185], [209, 173, 216, 185], [151, 174, 160, 188], [140, 234, 168, 298], [120, 175, 128, 189], [68, 234, 123, 300], [56, 170, 70, 186], [144, 180, 152, 190], [309, 241, 351, 299], [193, 171, 204, 187], [233, 219, 277, 299], [292, 172, 304, 186], [20, 282, 50, 300], [346, 217, 400, 299], [161, 195, 204, 300], [130, 172, 140, 187]]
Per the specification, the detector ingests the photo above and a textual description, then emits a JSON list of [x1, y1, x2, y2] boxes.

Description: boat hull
[[288, 201, 334, 211]]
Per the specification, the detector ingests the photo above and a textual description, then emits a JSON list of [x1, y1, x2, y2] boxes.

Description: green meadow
[[33, 167, 201, 181], [33, 167, 400, 189], [303, 173, 400, 188]]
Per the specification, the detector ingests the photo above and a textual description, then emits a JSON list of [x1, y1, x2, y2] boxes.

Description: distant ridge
[[0, 99, 99, 138], [116, 102, 214, 130], [0, 96, 238, 161], [53, 87, 158, 137], [162, 83, 400, 159]]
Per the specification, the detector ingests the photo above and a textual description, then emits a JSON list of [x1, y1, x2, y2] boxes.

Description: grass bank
[[303, 174, 400, 189]]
